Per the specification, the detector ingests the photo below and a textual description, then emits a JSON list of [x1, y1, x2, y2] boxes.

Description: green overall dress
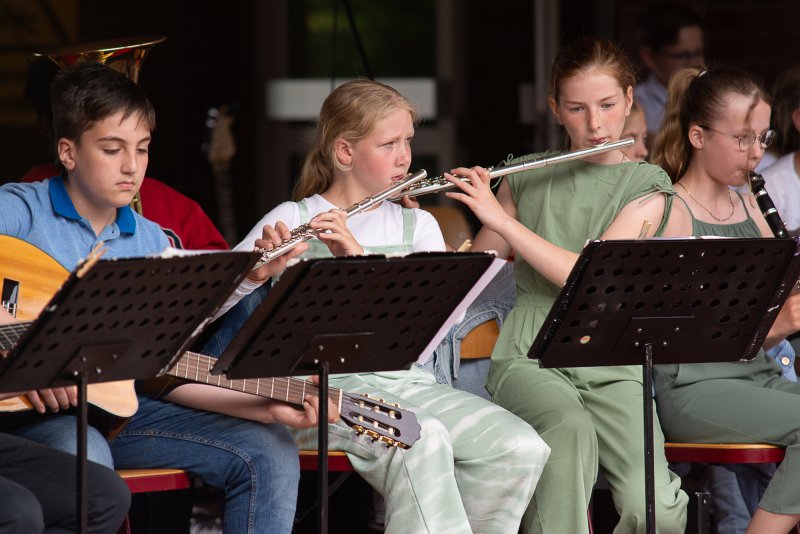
[[488, 155, 688, 534]]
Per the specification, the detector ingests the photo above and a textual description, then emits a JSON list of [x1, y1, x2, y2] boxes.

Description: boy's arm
[[162, 382, 339, 428]]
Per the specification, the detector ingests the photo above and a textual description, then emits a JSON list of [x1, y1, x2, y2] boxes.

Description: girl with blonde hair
[[215, 79, 550, 534]]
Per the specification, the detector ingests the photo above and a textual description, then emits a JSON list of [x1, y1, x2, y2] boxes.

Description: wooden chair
[[424, 205, 473, 250], [459, 319, 499, 360]]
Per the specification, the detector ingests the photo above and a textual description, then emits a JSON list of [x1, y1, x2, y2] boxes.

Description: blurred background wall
[[0, 0, 798, 242]]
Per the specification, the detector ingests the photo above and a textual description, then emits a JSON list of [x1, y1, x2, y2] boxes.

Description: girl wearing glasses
[[651, 66, 800, 534]]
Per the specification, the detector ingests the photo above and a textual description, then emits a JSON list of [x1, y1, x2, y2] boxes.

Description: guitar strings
[[0, 322, 32, 349], [173, 352, 344, 405]]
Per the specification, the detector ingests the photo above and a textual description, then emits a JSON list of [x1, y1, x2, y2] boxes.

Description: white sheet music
[[416, 257, 507, 362]]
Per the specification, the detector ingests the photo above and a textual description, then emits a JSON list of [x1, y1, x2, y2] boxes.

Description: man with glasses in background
[[635, 1, 705, 139]]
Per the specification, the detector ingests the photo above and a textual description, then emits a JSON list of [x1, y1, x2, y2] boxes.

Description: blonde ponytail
[[651, 67, 702, 181]]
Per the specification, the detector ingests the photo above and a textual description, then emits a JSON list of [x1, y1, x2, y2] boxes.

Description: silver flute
[[253, 169, 429, 268], [391, 138, 635, 199]]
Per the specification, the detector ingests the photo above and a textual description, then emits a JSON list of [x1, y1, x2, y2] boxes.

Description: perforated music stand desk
[[0, 250, 259, 534], [529, 237, 800, 534], [213, 252, 496, 534]]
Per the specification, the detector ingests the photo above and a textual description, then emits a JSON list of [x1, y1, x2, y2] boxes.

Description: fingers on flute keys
[[444, 166, 491, 205], [310, 210, 363, 256]]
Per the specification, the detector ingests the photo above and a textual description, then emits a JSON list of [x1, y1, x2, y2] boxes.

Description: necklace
[[676, 182, 735, 222]]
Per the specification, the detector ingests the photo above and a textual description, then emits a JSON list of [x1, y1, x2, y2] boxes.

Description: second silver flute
[[253, 169, 429, 268], [391, 138, 635, 199]]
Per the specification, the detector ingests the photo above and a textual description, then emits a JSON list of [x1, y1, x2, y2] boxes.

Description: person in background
[[621, 100, 650, 161], [635, 1, 705, 139], [762, 66, 800, 234]]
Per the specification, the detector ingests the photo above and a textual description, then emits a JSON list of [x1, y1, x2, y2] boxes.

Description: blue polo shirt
[[0, 176, 169, 271]]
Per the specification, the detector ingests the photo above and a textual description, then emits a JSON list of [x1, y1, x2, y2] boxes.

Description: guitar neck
[[0, 321, 33, 351], [170, 351, 343, 408]]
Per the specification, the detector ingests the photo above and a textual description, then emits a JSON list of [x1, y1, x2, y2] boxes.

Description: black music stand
[[212, 252, 497, 534], [529, 237, 800, 534], [0, 250, 259, 534]]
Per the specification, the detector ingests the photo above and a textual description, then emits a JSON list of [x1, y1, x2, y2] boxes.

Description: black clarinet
[[749, 171, 789, 238]]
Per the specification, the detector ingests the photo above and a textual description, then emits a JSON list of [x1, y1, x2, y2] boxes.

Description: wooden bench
[[116, 469, 193, 534]]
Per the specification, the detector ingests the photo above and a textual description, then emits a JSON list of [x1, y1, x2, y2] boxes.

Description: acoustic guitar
[[0, 236, 421, 448], [0, 236, 138, 418]]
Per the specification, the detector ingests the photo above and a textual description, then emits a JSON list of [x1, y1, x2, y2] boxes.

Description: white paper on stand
[[416, 257, 507, 363]]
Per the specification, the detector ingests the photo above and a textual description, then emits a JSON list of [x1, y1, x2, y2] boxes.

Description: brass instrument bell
[[34, 36, 166, 214]]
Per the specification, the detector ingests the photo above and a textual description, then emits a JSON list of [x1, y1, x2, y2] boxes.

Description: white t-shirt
[[216, 195, 445, 317], [762, 152, 800, 234], [234, 194, 445, 255]]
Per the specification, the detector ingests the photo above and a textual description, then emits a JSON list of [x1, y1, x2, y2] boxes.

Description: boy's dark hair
[[51, 62, 156, 146], [638, 1, 704, 52]]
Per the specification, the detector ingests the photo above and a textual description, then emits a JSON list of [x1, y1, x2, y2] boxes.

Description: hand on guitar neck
[[163, 374, 341, 430], [0, 305, 78, 413]]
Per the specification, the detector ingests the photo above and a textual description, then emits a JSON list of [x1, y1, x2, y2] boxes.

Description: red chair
[[116, 469, 192, 534], [298, 449, 354, 472]]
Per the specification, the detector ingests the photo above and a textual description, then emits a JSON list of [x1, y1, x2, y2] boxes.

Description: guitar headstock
[[202, 104, 237, 168], [341, 392, 421, 449]]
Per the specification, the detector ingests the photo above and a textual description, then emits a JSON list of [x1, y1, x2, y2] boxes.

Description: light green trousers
[[491, 362, 687, 534], [291, 366, 550, 534]]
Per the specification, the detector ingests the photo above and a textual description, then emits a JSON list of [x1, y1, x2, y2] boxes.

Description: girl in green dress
[[651, 66, 800, 534], [446, 37, 687, 534]]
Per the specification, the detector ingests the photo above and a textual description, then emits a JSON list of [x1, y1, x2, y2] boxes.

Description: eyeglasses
[[699, 126, 776, 151], [656, 49, 704, 63]]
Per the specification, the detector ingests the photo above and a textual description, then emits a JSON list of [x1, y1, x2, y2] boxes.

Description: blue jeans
[[201, 284, 269, 358], [703, 339, 796, 532], [110, 396, 299, 534], [420, 261, 515, 399], [9, 415, 114, 468]]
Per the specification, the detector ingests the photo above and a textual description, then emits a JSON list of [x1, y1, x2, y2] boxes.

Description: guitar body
[[0, 235, 138, 418], [0, 235, 67, 320], [0, 380, 138, 418]]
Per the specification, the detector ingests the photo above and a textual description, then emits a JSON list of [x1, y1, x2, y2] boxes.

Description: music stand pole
[[76, 371, 88, 534], [317, 362, 329, 534], [643, 344, 655, 532]]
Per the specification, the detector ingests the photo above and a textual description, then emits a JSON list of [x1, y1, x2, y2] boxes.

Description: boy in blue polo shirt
[[0, 63, 332, 533]]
